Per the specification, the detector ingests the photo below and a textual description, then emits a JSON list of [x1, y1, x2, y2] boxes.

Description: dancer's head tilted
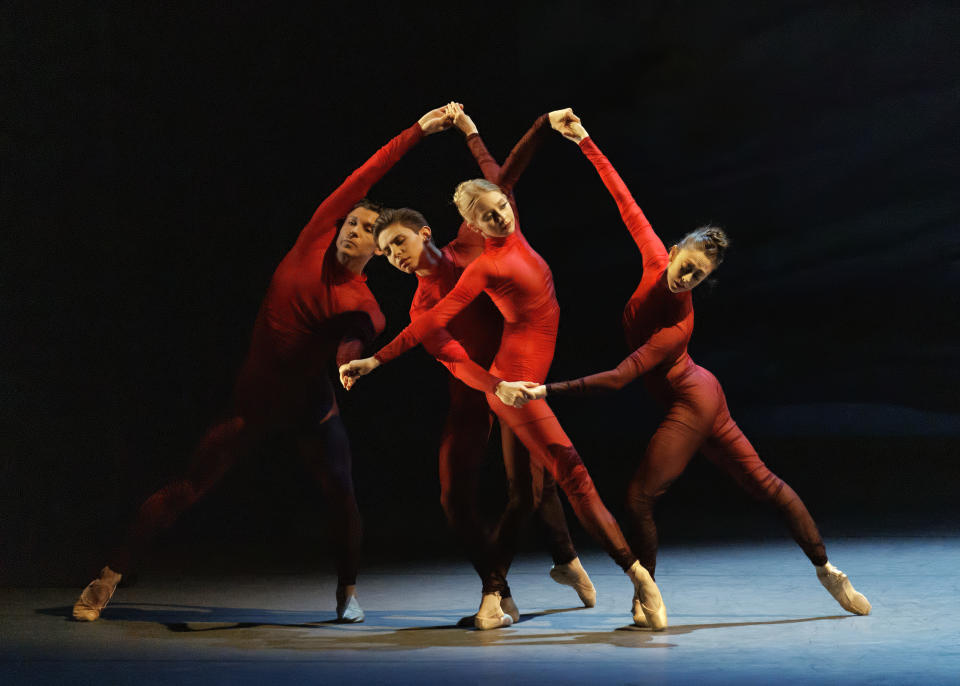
[[453, 179, 515, 238], [665, 225, 728, 293], [336, 198, 384, 268], [374, 207, 441, 274]]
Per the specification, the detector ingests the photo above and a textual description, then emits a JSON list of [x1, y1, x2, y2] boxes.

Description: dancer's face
[[336, 207, 380, 260], [468, 191, 514, 238], [378, 223, 430, 273], [666, 246, 714, 293]]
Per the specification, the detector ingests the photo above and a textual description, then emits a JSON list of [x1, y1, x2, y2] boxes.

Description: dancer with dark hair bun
[[519, 111, 871, 624], [72, 107, 455, 624], [341, 110, 667, 631], [371, 103, 596, 628]]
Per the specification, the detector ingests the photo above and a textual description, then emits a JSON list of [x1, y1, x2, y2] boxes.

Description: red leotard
[[108, 123, 425, 584], [374, 116, 638, 572], [546, 137, 827, 576], [413, 126, 577, 594]]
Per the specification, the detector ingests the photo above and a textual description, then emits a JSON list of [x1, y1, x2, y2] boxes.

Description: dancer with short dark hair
[[72, 107, 454, 624], [520, 111, 871, 624]]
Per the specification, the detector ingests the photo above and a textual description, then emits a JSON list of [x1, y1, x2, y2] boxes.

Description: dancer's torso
[[479, 224, 560, 382]]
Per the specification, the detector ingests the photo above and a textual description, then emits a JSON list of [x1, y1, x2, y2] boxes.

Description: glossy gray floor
[[3, 537, 958, 685]]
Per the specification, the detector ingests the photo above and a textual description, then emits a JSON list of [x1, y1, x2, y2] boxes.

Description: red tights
[[108, 375, 363, 587], [627, 365, 828, 577], [439, 381, 576, 596]]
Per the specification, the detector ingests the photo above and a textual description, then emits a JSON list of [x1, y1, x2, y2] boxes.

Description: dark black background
[[3, 2, 958, 585]]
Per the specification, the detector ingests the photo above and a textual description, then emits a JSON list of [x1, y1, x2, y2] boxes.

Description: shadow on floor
[[36, 604, 854, 651]]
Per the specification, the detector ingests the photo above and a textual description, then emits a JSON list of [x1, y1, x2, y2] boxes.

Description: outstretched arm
[[339, 313, 532, 408], [338, 260, 489, 380], [293, 106, 453, 252], [519, 314, 692, 403]]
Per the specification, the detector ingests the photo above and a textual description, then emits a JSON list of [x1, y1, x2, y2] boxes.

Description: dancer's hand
[[445, 101, 478, 136], [339, 357, 380, 390], [525, 383, 547, 401], [549, 108, 588, 143], [418, 106, 455, 135], [495, 380, 540, 408]]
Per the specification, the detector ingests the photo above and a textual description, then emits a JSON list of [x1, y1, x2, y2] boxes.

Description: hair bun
[[682, 224, 729, 265]]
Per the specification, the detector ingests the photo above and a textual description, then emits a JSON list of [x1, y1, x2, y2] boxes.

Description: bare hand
[[445, 101, 478, 136], [338, 357, 381, 390], [418, 106, 455, 135], [526, 383, 547, 401], [495, 380, 541, 408], [549, 108, 588, 143]]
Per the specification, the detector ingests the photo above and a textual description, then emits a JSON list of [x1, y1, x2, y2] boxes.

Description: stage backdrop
[[3, 2, 958, 585]]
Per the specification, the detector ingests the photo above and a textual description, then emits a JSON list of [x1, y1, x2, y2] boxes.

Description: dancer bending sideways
[[72, 107, 454, 624], [518, 111, 870, 623], [368, 103, 596, 627], [341, 110, 667, 631]]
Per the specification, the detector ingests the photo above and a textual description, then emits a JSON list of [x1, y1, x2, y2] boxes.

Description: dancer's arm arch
[[292, 107, 452, 254]]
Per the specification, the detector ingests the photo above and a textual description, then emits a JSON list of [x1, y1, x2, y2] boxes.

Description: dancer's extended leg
[[74, 416, 254, 621]]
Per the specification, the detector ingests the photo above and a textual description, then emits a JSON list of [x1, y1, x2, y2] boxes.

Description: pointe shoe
[[627, 561, 667, 631], [474, 591, 513, 630], [336, 587, 365, 623], [458, 594, 518, 627], [549, 557, 597, 607], [816, 562, 871, 615], [72, 566, 121, 622]]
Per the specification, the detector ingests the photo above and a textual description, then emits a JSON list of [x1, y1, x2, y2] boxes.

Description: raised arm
[[293, 107, 453, 252], [443, 103, 494, 263], [548, 109, 666, 266], [578, 137, 666, 265], [446, 102, 503, 184], [497, 113, 551, 193]]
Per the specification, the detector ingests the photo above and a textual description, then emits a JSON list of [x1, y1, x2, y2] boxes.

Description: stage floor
[[3, 536, 958, 684]]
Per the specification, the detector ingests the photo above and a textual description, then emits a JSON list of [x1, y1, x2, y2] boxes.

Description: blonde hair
[[452, 178, 503, 222]]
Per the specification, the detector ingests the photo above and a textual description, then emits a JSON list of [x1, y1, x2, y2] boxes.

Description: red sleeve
[[578, 137, 667, 268], [374, 258, 491, 364], [465, 133, 502, 183], [546, 316, 691, 396], [293, 122, 424, 252], [497, 114, 550, 193]]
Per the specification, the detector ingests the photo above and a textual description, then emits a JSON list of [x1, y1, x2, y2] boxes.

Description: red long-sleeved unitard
[[409, 126, 576, 595], [545, 137, 827, 576], [375, 115, 637, 573], [109, 123, 426, 585]]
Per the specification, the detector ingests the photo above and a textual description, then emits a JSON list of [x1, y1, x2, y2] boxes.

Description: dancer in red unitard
[[340, 110, 667, 631], [370, 103, 597, 627], [72, 106, 454, 624], [520, 111, 871, 624]]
